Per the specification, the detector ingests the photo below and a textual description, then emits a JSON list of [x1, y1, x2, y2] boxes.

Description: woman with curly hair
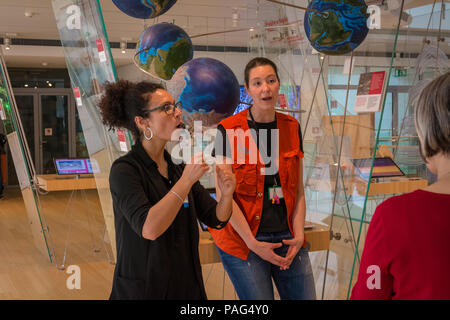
[[98, 80, 236, 299]]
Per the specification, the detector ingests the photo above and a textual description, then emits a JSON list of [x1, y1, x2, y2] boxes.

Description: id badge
[[268, 186, 284, 204]]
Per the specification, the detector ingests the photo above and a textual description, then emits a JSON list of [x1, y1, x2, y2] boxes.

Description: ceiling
[[0, 0, 447, 68]]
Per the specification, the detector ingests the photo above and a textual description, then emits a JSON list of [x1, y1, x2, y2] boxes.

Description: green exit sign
[[395, 68, 407, 77]]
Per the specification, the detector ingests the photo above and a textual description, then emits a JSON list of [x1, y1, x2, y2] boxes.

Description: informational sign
[[354, 71, 387, 113], [73, 87, 82, 106], [265, 17, 304, 46], [116, 129, 128, 152], [96, 38, 107, 63]]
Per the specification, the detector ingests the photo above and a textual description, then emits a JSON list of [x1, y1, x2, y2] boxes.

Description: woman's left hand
[[216, 165, 236, 198], [280, 234, 304, 270]]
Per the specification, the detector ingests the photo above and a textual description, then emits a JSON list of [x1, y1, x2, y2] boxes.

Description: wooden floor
[[0, 187, 114, 299], [0, 186, 365, 300]]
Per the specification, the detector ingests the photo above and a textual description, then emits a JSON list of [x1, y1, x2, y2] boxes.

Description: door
[[11, 89, 80, 178], [39, 94, 71, 174]]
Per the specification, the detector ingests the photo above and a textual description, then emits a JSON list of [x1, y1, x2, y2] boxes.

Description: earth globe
[[112, 0, 177, 19], [134, 22, 193, 80], [167, 58, 240, 130], [304, 0, 369, 55]]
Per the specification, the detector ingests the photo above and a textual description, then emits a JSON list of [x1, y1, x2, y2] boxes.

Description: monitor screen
[[54, 158, 95, 175], [351, 157, 405, 179]]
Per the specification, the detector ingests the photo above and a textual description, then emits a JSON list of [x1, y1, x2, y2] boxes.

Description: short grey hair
[[414, 72, 450, 158]]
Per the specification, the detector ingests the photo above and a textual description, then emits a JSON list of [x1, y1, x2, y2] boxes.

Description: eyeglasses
[[144, 101, 182, 116]]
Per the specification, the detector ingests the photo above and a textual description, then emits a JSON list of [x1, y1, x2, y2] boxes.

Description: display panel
[[351, 157, 405, 179], [54, 158, 97, 175]]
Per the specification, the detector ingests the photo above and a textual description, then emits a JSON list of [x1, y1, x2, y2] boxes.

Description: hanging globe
[[304, 0, 369, 55], [112, 0, 178, 19], [167, 58, 240, 129], [134, 22, 193, 80]]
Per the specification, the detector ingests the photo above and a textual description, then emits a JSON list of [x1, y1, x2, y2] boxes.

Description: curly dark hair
[[97, 80, 164, 140]]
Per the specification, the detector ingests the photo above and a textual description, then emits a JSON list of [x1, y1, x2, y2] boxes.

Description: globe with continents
[[167, 58, 240, 129], [112, 0, 177, 19], [304, 0, 369, 55], [135, 22, 193, 80]]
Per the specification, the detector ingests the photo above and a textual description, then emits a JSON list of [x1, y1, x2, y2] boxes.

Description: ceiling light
[[24, 84, 29, 88], [120, 41, 127, 54], [41, 62, 48, 67], [4, 38, 11, 50]]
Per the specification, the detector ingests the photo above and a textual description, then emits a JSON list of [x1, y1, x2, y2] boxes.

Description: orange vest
[[209, 109, 304, 260]]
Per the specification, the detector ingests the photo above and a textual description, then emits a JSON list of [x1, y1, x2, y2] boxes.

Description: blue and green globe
[[135, 22, 193, 80], [167, 58, 240, 129], [112, 0, 177, 19], [304, 0, 369, 55]]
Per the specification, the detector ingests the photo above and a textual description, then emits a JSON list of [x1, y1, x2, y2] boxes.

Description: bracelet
[[169, 190, 184, 204]]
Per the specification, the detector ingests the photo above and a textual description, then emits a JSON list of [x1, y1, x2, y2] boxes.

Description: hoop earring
[[143, 127, 153, 141]]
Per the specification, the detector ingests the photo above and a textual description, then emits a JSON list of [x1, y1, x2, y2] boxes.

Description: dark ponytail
[[98, 80, 164, 140]]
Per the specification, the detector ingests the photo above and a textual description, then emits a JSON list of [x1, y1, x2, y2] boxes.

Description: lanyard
[[248, 107, 278, 187]]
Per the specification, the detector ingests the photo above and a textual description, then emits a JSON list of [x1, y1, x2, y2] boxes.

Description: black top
[[109, 142, 227, 300], [213, 118, 303, 233]]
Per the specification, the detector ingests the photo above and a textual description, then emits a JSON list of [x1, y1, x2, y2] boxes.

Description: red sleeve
[[350, 202, 394, 300]]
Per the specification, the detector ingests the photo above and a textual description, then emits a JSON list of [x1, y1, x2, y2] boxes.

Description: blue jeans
[[217, 231, 316, 300]]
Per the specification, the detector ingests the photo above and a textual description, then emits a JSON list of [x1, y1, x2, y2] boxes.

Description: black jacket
[[109, 142, 227, 299]]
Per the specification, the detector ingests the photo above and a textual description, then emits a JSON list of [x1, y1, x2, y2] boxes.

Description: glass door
[[8, 94, 37, 184], [39, 94, 70, 174], [11, 88, 85, 178]]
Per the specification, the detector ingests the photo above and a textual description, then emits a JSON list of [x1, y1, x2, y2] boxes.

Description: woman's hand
[[280, 233, 304, 270], [248, 239, 289, 268], [180, 153, 209, 188], [216, 166, 236, 198]]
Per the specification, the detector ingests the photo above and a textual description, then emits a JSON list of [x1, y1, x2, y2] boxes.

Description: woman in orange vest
[[211, 57, 316, 300]]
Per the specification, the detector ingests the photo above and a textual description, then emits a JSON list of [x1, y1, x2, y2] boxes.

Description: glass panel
[[40, 95, 69, 174], [328, 88, 357, 115], [15, 96, 35, 164], [0, 53, 53, 261], [75, 108, 89, 158], [396, 91, 409, 135], [52, 0, 124, 263], [375, 92, 393, 140]]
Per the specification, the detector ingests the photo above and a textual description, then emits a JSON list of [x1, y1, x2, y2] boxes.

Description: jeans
[[217, 231, 316, 300]]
